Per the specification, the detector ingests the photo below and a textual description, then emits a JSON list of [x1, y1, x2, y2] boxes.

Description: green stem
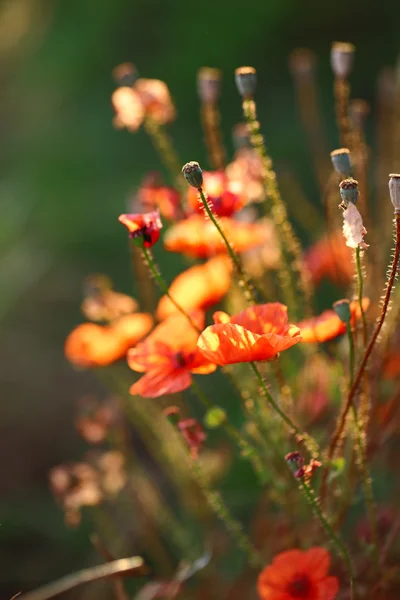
[[355, 247, 368, 346], [191, 379, 269, 484], [299, 479, 355, 600], [197, 187, 258, 305], [191, 461, 262, 567], [249, 361, 319, 458], [346, 323, 355, 387], [140, 244, 201, 333]]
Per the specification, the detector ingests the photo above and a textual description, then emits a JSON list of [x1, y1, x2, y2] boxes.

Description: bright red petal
[[129, 367, 192, 398], [316, 576, 339, 600], [229, 303, 290, 335], [301, 547, 331, 580]]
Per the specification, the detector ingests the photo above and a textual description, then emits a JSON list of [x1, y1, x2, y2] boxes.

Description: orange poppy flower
[[156, 256, 232, 320], [135, 78, 175, 125], [304, 231, 353, 286], [82, 274, 138, 323], [164, 214, 268, 258], [128, 311, 216, 397], [119, 210, 162, 247], [187, 170, 245, 217], [297, 298, 370, 343], [197, 303, 301, 365], [257, 547, 339, 600], [65, 313, 153, 368], [133, 173, 182, 221]]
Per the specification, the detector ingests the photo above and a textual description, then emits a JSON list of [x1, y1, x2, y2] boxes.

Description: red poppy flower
[[304, 232, 353, 286], [297, 298, 370, 343], [65, 313, 153, 368], [164, 214, 268, 258], [119, 210, 162, 247], [156, 256, 232, 320], [257, 547, 339, 600], [128, 311, 216, 397], [197, 303, 301, 365], [187, 170, 245, 217]]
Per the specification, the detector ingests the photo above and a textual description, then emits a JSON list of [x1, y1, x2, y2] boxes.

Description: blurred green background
[[0, 0, 398, 596]]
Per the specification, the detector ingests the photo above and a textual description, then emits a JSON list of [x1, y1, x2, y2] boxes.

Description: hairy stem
[[355, 246, 368, 346]]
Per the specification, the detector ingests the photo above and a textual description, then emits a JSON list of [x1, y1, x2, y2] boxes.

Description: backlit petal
[[130, 367, 192, 398]]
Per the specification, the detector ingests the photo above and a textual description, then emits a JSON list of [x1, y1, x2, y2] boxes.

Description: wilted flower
[[156, 256, 232, 321], [303, 231, 353, 286], [341, 201, 368, 249], [75, 396, 119, 444], [197, 303, 301, 365], [119, 210, 163, 247], [112, 86, 145, 132], [82, 274, 138, 323], [128, 312, 216, 397], [226, 147, 265, 204], [135, 78, 175, 125], [177, 418, 207, 459], [258, 547, 339, 600], [130, 173, 182, 221]]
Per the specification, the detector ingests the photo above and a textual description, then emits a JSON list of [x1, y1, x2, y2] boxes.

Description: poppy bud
[[331, 42, 355, 79], [339, 178, 359, 206], [389, 174, 400, 214], [112, 62, 138, 87], [197, 67, 222, 103], [333, 299, 351, 324], [235, 66, 257, 98], [182, 161, 203, 189], [330, 148, 351, 176]]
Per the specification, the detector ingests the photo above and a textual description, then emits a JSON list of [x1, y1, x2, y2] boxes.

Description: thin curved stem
[[355, 247, 368, 346], [197, 187, 258, 304]]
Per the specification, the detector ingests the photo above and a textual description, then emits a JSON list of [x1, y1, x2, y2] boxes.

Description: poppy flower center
[[287, 574, 312, 598], [174, 351, 188, 367]]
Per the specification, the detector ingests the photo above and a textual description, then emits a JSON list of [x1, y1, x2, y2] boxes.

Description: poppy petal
[[198, 323, 260, 365], [316, 576, 339, 600], [301, 547, 330, 580], [130, 367, 192, 398]]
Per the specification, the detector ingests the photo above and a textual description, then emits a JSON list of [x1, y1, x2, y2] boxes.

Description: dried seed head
[[182, 161, 203, 188], [339, 177, 359, 205], [331, 42, 355, 79], [389, 174, 400, 214], [112, 62, 138, 87], [232, 122, 250, 149], [330, 148, 352, 176], [197, 67, 222, 103], [349, 99, 370, 130], [288, 48, 317, 78], [235, 66, 257, 98], [333, 299, 351, 323]]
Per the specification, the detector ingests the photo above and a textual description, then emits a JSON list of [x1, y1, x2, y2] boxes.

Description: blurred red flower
[[257, 547, 339, 600], [128, 311, 216, 397], [119, 210, 162, 247], [187, 170, 245, 217], [197, 303, 301, 365], [164, 214, 268, 258], [156, 256, 232, 320], [297, 299, 369, 343]]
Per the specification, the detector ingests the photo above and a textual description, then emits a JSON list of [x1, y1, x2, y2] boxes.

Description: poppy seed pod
[[389, 174, 400, 214], [235, 66, 257, 98], [288, 48, 316, 79], [197, 67, 222, 103], [331, 42, 355, 79], [333, 299, 351, 324], [112, 62, 138, 87], [330, 148, 352, 176], [339, 178, 359, 205], [182, 161, 203, 188]]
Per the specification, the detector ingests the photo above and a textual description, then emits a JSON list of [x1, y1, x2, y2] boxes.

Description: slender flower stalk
[[331, 42, 355, 149], [237, 85, 312, 318], [355, 246, 368, 346], [143, 118, 188, 207], [191, 379, 269, 484], [299, 478, 355, 600], [191, 460, 262, 567], [325, 211, 400, 485], [197, 67, 226, 169], [249, 361, 320, 458], [140, 243, 201, 333]]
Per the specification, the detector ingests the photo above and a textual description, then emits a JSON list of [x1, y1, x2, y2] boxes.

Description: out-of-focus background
[[0, 0, 398, 596]]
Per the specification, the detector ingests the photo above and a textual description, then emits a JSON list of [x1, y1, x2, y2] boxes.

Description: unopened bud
[[285, 451, 304, 475], [235, 66, 257, 98], [289, 48, 316, 79], [182, 161, 203, 188], [333, 299, 351, 323], [339, 178, 359, 205], [349, 99, 369, 130], [197, 67, 222, 103], [112, 62, 138, 87], [389, 174, 400, 214], [330, 148, 352, 176], [331, 42, 355, 79]]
